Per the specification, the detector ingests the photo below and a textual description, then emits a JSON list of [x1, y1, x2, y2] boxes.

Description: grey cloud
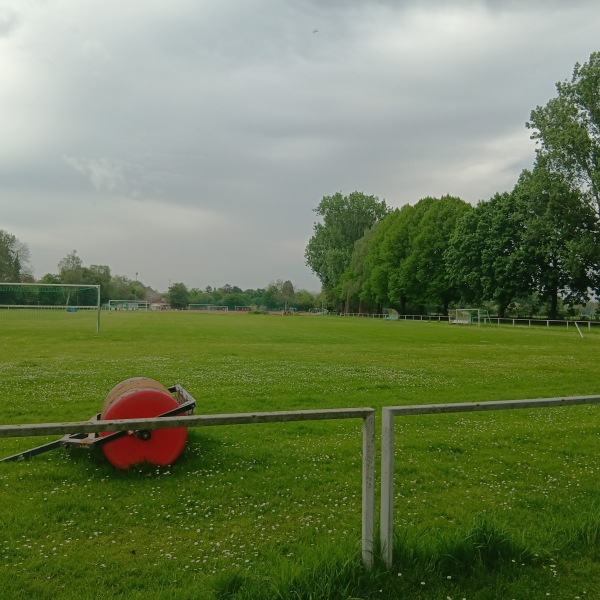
[[2, 1, 599, 291], [0, 7, 19, 37], [64, 156, 148, 199], [62, 154, 186, 202]]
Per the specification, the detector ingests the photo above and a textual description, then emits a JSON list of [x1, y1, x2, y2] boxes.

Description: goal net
[[0, 283, 101, 332], [448, 308, 491, 326], [383, 308, 399, 321], [188, 304, 229, 311], [108, 300, 149, 311]]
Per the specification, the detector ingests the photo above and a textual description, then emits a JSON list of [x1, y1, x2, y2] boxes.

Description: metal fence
[[0, 407, 376, 568], [485, 318, 600, 330], [337, 312, 600, 331], [7, 394, 600, 570], [380, 395, 600, 568]]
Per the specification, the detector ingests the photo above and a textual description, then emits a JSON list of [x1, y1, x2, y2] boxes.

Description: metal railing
[[380, 395, 600, 568], [337, 312, 600, 330], [0, 407, 376, 568]]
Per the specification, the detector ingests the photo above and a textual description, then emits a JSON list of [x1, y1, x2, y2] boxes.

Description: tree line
[[305, 52, 600, 319], [167, 280, 318, 311], [0, 243, 321, 311]]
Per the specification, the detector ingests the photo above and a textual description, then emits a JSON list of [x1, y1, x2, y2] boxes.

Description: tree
[[0, 230, 31, 282], [261, 280, 297, 310], [362, 198, 436, 314], [110, 275, 134, 300], [39, 273, 62, 285], [446, 192, 534, 318], [188, 288, 212, 305], [295, 289, 317, 311], [513, 164, 600, 318], [280, 280, 295, 309], [57, 250, 84, 283], [262, 283, 280, 309], [246, 288, 266, 308], [168, 282, 189, 309], [359, 216, 400, 310], [305, 191, 389, 297], [222, 292, 252, 310], [340, 224, 379, 313], [528, 52, 600, 214], [86, 265, 112, 304], [401, 196, 471, 314], [446, 164, 600, 319]]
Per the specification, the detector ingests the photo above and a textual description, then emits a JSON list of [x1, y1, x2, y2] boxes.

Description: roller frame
[[1, 384, 196, 463]]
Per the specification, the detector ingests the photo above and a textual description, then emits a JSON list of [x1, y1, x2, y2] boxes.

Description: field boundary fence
[[0, 407, 376, 568], [486, 317, 599, 330], [337, 312, 600, 331], [8, 394, 600, 571], [380, 395, 600, 568]]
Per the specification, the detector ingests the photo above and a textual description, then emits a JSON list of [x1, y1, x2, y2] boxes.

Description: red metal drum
[[100, 377, 188, 470]]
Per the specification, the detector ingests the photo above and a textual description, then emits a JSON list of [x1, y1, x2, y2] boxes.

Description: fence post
[[362, 411, 376, 567], [380, 408, 395, 568]]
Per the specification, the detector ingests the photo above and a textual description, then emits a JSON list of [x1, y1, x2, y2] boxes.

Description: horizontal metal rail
[[381, 395, 600, 568], [0, 407, 376, 568], [0, 408, 373, 437]]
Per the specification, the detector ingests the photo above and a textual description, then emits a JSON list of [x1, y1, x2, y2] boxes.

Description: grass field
[[1, 312, 600, 599]]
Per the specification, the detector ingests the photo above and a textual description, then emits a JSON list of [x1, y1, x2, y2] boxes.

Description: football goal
[[0, 283, 101, 332], [448, 308, 491, 326], [108, 300, 149, 311], [188, 304, 229, 311]]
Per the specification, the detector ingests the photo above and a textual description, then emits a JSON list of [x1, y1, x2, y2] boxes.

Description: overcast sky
[[1, 1, 599, 292]]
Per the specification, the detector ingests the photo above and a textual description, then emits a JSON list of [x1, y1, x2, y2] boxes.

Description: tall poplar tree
[[305, 191, 388, 297], [528, 52, 600, 214]]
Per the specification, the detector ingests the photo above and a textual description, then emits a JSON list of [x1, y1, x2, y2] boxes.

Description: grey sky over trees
[[1, 1, 599, 291]]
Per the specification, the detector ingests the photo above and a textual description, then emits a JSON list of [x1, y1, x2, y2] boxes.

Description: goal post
[[448, 308, 491, 326], [188, 304, 229, 311], [383, 308, 399, 321], [0, 283, 101, 333], [108, 300, 149, 311]]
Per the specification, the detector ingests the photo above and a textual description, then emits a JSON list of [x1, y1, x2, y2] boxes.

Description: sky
[[1, 1, 599, 293]]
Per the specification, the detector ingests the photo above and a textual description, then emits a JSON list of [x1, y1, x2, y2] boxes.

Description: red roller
[[100, 377, 188, 470]]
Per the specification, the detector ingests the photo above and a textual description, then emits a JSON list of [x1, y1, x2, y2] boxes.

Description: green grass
[[1, 312, 600, 599]]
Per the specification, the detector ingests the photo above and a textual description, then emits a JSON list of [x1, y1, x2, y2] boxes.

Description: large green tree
[[447, 164, 600, 319], [360, 198, 436, 314], [528, 51, 600, 213], [446, 192, 534, 318], [513, 164, 600, 318], [305, 191, 389, 297], [401, 196, 471, 314], [85, 265, 112, 304], [339, 224, 379, 313], [358, 212, 405, 310], [109, 274, 139, 301], [168, 282, 190, 309]]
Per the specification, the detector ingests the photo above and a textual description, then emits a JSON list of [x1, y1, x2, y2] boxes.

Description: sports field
[[1, 312, 600, 599]]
